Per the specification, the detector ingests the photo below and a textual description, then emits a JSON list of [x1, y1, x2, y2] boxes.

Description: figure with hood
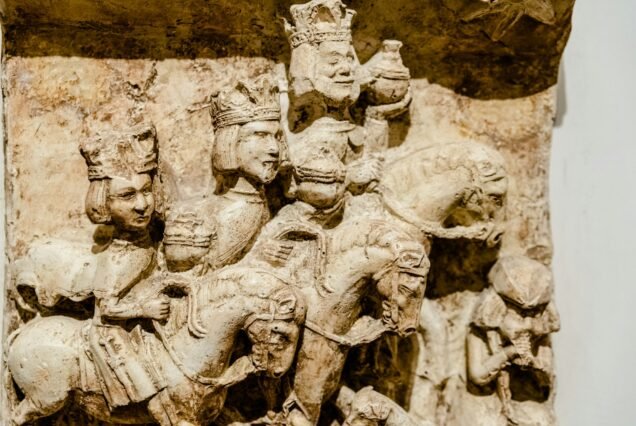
[[454, 255, 560, 426]]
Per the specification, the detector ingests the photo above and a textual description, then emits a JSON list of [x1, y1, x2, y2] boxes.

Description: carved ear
[[282, 18, 294, 37]]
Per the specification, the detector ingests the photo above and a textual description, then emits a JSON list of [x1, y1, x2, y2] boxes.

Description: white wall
[[551, 1, 636, 425]]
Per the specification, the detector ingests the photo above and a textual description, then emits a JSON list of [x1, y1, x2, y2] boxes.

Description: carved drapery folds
[[2, 0, 565, 425]]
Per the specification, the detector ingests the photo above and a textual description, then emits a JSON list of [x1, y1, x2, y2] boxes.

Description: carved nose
[[265, 140, 280, 157], [134, 193, 148, 211], [337, 62, 352, 77]]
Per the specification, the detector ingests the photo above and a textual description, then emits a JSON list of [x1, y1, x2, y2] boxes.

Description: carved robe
[[245, 198, 344, 287], [164, 187, 271, 272], [88, 236, 166, 409]]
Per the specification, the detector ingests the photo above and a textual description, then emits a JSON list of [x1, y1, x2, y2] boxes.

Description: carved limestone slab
[[1, 1, 570, 425]]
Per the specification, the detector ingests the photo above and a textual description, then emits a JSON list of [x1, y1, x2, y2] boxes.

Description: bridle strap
[[305, 317, 388, 348], [153, 320, 220, 386], [304, 320, 355, 347]]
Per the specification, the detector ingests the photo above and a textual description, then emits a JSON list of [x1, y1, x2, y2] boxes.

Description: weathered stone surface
[[1, 1, 567, 425], [3, 0, 574, 99]]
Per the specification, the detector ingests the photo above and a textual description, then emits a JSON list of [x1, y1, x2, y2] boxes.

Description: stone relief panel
[[1, 1, 565, 425]]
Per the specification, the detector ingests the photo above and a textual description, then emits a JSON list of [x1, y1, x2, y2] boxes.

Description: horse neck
[[167, 282, 250, 378], [387, 146, 477, 223], [325, 225, 397, 295], [310, 224, 398, 333], [412, 168, 474, 223]]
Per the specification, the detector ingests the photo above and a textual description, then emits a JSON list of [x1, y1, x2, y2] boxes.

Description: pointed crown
[[210, 76, 281, 129], [80, 124, 157, 180], [284, 0, 356, 49]]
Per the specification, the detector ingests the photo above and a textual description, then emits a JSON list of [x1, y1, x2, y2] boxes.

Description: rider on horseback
[[251, 142, 347, 272], [79, 124, 169, 409]]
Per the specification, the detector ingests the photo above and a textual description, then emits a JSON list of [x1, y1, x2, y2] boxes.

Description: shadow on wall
[[3, 0, 574, 99]]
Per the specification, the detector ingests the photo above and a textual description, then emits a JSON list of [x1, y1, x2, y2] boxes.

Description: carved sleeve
[[97, 295, 143, 320], [466, 331, 509, 386]]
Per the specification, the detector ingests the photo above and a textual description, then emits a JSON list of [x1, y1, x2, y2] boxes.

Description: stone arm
[[466, 330, 517, 386], [533, 337, 555, 374], [97, 293, 169, 321], [362, 88, 412, 153]]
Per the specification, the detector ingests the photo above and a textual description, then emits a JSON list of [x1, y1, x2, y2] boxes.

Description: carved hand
[[346, 155, 384, 194], [365, 86, 412, 120], [503, 344, 520, 360], [141, 296, 171, 320], [261, 240, 295, 266]]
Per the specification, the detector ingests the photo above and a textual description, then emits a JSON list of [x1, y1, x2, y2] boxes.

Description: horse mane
[[330, 219, 418, 260], [194, 265, 304, 325], [385, 141, 506, 188]]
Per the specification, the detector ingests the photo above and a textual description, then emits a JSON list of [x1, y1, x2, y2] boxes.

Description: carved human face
[[237, 120, 282, 184], [313, 41, 360, 107], [247, 319, 301, 378], [296, 180, 346, 209], [108, 173, 154, 233]]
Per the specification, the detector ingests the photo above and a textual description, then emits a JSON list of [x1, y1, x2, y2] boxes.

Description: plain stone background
[[0, 1, 634, 425], [551, 0, 636, 425]]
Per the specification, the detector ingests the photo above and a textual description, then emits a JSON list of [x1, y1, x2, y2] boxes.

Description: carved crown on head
[[284, 0, 356, 49], [210, 76, 281, 129], [80, 124, 157, 180]]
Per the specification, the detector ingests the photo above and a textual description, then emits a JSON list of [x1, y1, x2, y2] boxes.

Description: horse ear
[[277, 295, 297, 315]]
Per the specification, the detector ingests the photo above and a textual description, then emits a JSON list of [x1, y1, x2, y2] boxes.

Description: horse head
[[324, 219, 429, 340], [372, 233, 430, 338], [445, 142, 507, 227], [381, 141, 508, 246], [244, 281, 307, 378], [203, 267, 306, 381]]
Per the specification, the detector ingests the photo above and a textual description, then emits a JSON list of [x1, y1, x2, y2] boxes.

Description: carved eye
[[489, 194, 503, 207], [399, 284, 415, 296], [112, 191, 136, 201]]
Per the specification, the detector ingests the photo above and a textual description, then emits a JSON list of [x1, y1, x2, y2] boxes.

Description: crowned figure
[[163, 76, 286, 274], [77, 124, 170, 409], [283, 0, 412, 198]]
